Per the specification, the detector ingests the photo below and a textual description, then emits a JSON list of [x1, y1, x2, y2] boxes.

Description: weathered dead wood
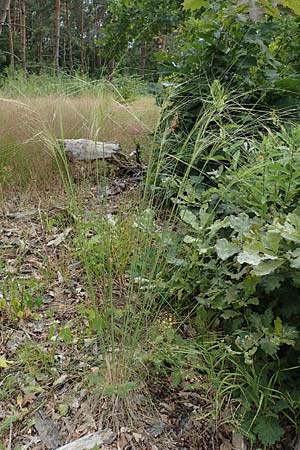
[[58, 139, 121, 161], [34, 410, 62, 449], [55, 430, 115, 450], [232, 433, 247, 450], [294, 434, 300, 450]]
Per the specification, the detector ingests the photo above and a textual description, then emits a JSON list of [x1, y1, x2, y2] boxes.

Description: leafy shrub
[[159, 1, 300, 109], [148, 115, 300, 444], [148, 70, 300, 444], [152, 1, 300, 195]]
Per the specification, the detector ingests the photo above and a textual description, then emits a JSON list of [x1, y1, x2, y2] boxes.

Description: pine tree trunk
[[65, 0, 72, 71], [53, 0, 60, 70], [12, 0, 16, 31], [87, 26, 92, 72], [80, 0, 85, 73], [0, 0, 11, 35], [19, 0, 26, 69], [95, 49, 101, 69], [94, 0, 105, 71], [141, 41, 147, 78], [7, 4, 14, 71], [62, 35, 66, 67], [36, 0, 43, 65]]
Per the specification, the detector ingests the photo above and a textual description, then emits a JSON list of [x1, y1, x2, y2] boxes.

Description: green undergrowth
[[144, 80, 300, 447], [0, 70, 149, 101]]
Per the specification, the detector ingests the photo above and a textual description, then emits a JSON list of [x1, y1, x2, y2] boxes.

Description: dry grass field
[[0, 93, 159, 197]]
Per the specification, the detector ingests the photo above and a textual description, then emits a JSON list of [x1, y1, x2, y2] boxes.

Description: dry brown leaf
[[220, 438, 233, 450], [232, 433, 247, 450], [116, 433, 130, 450]]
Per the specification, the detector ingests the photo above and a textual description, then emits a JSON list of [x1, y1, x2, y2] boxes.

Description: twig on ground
[[8, 422, 13, 450]]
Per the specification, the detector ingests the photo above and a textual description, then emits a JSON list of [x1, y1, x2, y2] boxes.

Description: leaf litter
[[0, 183, 235, 450]]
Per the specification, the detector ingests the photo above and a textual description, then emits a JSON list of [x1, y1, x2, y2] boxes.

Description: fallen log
[[55, 430, 116, 450], [58, 139, 121, 161]]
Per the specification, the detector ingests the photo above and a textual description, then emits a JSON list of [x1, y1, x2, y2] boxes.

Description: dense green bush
[[149, 3, 300, 438], [159, 1, 300, 106], [146, 107, 300, 443], [153, 1, 300, 184]]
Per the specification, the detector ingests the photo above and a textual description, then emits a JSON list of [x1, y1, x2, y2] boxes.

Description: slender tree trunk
[[62, 35, 66, 67], [0, 0, 11, 35], [94, 0, 105, 71], [19, 0, 26, 69], [65, 0, 72, 71], [108, 58, 115, 81], [12, 0, 16, 30], [7, 4, 14, 71], [87, 25, 92, 72], [79, 0, 85, 72], [95, 49, 101, 69], [36, 0, 43, 65], [53, 0, 60, 70], [141, 41, 147, 78]]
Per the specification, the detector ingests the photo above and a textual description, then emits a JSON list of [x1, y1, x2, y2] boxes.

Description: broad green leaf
[[208, 217, 230, 239], [215, 239, 240, 261], [261, 231, 281, 253], [183, 0, 208, 10], [274, 317, 283, 336], [290, 257, 300, 269], [238, 240, 278, 266], [196, 243, 209, 255], [252, 259, 284, 276], [229, 213, 251, 234], [23, 383, 43, 394], [221, 310, 242, 319], [237, 251, 261, 265], [199, 204, 211, 228], [288, 213, 300, 229], [275, 213, 300, 243], [0, 355, 9, 368], [180, 209, 200, 231], [260, 337, 280, 355], [239, 0, 265, 22], [183, 235, 196, 244], [278, 0, 300, 15], [288, 248, 300, 268], [253, 416, 284, 445]]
